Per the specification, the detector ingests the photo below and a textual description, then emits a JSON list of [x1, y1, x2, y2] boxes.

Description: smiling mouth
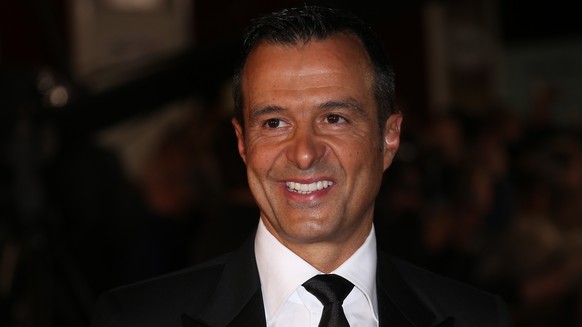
[[286, 180, 334, 194]]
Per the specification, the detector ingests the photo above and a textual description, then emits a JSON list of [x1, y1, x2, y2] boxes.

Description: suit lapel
[[434, 317, 455, 327], [225, 288, 266, 326], [182, 235, 266, 327], [377, 251, 453, 327], [181, 314, 210, 327], [180, 291, 265, 327]]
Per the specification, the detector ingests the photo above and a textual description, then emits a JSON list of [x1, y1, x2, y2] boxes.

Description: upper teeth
[[286, 181, 333, 194]]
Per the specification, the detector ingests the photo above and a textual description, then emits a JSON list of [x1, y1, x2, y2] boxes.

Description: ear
[[232, 118, 247, 164], [382, 112, 402, 170]]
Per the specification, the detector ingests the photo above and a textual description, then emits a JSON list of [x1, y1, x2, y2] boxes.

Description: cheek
[[245, 143, 279, 177], [337, 139, 381, 168]]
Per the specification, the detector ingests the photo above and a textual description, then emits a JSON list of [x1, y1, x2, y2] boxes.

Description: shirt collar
[[332, 225, 378, 317], [254, 219, 378, 322]]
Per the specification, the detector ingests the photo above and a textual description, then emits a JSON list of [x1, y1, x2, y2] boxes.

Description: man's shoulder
[[388, 256, 491, 298], [112, 253, 230, 297], [91, 253, 231, 327], [385, 255, 510, 326]]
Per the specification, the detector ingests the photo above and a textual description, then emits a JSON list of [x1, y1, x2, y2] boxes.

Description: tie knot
[[303, 274, 354, 306]]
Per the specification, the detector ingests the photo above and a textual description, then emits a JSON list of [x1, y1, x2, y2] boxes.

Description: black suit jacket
[[91, 235, 510, 327]]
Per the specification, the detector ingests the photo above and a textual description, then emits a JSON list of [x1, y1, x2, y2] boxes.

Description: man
[[91, 5, 510, 327]]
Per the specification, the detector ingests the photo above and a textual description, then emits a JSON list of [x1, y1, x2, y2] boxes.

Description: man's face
[[233, 34, 401, 251]]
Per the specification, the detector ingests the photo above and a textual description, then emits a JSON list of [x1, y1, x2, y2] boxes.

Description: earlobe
[[382, 113, 402, 170], [232, 118, 247, 164]]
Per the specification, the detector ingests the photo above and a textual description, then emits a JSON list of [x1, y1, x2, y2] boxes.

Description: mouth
[[285, 180, 334, 194]]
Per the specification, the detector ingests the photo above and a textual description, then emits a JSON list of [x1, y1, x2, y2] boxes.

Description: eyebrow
[[248, 105, 285, 123], [320, 99, 363, 110], [319, 99, 368, 118], [248, 98, 368, 122]]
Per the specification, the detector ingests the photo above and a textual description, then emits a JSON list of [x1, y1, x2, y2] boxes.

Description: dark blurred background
[[1, 0, 581, 326]]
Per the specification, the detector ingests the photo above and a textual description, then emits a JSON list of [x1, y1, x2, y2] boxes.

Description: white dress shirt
[[255, 219, 379, 326]]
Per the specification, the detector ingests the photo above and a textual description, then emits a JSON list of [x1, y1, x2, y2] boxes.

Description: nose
[[286, 125, 326, 170]]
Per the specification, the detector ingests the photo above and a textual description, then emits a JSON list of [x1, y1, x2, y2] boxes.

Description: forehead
[[241, 33, 375, 108], [245, 33, 372, 78]]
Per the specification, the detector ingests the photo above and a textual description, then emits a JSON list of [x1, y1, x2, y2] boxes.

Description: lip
[[284, 176, 335, 184]]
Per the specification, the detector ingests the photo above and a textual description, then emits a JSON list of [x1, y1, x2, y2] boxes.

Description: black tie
[[302, 274, 354, 327]]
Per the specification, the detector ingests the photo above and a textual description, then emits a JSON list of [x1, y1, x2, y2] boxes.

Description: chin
[[287, 221, 338, 241]]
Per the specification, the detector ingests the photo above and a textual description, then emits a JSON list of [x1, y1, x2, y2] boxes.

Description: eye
[[325, 114, 346, 124], [264, 118, 287, 128]]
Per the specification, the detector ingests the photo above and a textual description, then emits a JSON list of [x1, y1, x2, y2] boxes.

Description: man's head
[[232, 5, 402, 271], [233, 5, 396, 133]]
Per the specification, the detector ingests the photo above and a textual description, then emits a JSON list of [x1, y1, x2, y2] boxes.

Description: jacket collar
[[377, 251, 454, 327], [182, 235, 266, 327]]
